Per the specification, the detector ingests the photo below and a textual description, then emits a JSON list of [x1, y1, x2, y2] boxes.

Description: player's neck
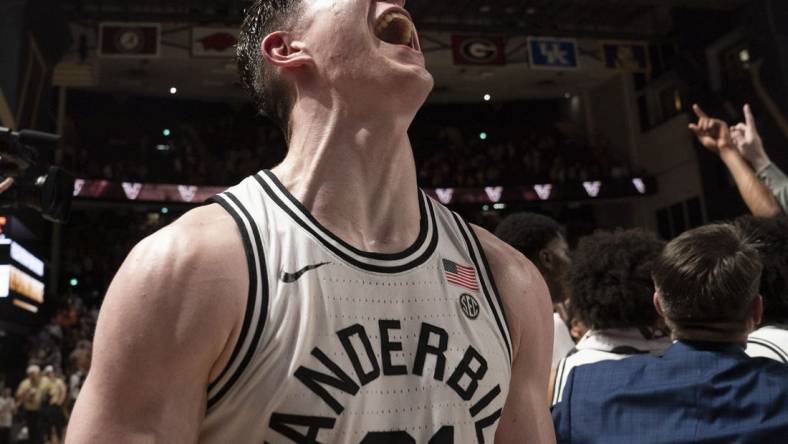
[[272, 97, 422, 255]]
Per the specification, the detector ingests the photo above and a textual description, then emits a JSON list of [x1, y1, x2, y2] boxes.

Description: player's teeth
[[376, 12, 408, 33]]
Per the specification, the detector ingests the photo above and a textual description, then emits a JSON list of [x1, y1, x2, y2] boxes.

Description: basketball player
[[66, 1, 554, 443]]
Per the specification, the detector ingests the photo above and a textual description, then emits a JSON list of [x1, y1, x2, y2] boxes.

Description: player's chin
[[383, 54, 432, 82], [380, 44, 426, 66], [388, 63, 434, 96]]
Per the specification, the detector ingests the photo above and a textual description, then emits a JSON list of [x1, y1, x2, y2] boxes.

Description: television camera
[[0, 127, 74, 223]]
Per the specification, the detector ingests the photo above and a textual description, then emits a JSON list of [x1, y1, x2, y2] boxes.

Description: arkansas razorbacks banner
[[191, 27, 240, 58]]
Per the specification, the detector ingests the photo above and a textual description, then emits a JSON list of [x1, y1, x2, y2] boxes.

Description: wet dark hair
[[494, 212, 563, 263], [652, 223, 762, 328], [569, 229, 664, 330], [735, 216, 788, 325], [237, 0, 304, 133]]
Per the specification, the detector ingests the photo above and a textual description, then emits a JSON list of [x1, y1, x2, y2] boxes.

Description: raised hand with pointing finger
[[730, 104, 771, 172], [689, 104, 735, 154], [688, 103, 782, 217]]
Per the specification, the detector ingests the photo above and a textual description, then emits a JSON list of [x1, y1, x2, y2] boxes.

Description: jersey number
[[360, 426, 453, 443]]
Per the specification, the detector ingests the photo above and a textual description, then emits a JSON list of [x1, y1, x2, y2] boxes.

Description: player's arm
[[66, 205, 247, 444], [472, 227, 556, 444], [690, 104, 782, 218]]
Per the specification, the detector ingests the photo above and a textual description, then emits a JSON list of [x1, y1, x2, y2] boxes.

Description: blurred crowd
[[2, 298, 95, 444], [60, 93, 635, 188], [414, 124, 633, 188]]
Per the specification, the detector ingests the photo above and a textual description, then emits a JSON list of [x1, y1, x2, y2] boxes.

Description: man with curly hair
[[550, 229, 670, 405], [736, 216, 788, 362]]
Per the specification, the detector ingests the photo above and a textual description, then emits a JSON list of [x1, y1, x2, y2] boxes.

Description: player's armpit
[[469, 226, 556, 444], [66, 205, 247, 444]]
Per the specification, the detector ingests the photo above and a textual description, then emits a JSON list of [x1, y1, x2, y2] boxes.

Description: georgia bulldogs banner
[[451, 35, 507, 66]]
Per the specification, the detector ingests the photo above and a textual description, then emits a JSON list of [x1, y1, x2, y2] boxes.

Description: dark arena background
[[2, 0, 788, 442]]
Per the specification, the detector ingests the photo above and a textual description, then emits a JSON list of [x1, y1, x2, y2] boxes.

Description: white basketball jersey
[[747, 325, 788, 364], [198, 171, 513, 444], [551, 328, 671, 405]]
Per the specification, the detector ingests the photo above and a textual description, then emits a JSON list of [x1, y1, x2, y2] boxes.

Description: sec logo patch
[[459, 293, 480, 320]]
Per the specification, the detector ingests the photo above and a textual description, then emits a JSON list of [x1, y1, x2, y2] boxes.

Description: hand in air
[[730, 104, 770, 171], [689, 104, 735, 155], [0, 177, 14, 194]]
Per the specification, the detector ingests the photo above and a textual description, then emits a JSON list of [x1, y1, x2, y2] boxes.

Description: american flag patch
[[443, 259, 479, 292]]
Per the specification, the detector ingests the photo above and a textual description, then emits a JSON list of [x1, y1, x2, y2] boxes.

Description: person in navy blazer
[[552, 223, 788, 444]]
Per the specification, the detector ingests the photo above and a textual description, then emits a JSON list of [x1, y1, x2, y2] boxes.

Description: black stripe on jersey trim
[[262, 170, 429, 261], [254, 174, 439, 274], [464, 218, 512, 347], [205, 192, 269, 410], [552, 357, 568, 405], [450, 212, 512, 363], [205, 193, 256, 392], [747, 338, 788, 363]]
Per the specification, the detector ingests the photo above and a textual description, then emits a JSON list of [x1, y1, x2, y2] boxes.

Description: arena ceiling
[[59, 0, 749, 102], [64, 0, 748, 38]]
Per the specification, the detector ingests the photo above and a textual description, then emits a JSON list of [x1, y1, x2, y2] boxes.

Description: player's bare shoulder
[[122, 203, 247, 294], [469, 224, 551, 355], [102, 202, 248, 379], [67, 204, 250, 443]]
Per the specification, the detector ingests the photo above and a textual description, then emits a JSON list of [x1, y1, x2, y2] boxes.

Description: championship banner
[[191, 27, 240, 58], [451, 36, 507, 66], [602, 42, 650, 72], [99, 23, 160, 57], [527, 37, 579, 70]]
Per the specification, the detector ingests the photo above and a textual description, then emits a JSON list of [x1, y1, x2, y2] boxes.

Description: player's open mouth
[[374, 8, 419, 51]]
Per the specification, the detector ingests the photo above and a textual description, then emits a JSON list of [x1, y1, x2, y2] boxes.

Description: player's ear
[[653, 292, 665, 317], [751, 295, 764, 329], [261, 31, 313, 69]]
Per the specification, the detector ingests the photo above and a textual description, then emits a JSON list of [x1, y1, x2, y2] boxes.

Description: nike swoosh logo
[[281, 262, 331, 283]]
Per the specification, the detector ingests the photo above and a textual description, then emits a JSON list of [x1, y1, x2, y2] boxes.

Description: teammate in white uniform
[[748, 325, 788, 363], [66, 1, 555, 443], [735, 216, 788, 363]]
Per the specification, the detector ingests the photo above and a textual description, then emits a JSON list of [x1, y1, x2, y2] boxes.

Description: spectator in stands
[[552, 224, 788, 443], [550, 229, 670, 405], [690, 104, 782, 217], [736, 216, 788, 362], [495, 213, 575, 371], [0, 388, 15, 444], [16, 365, 47, 444], [43, 366, 67, 444]]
